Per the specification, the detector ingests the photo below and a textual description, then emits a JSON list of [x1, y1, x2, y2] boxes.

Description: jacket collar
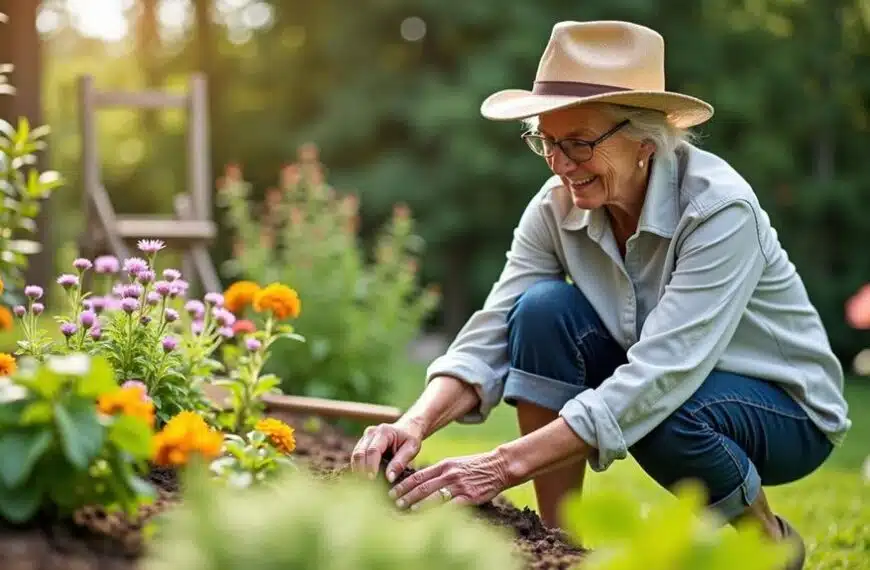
[[559, 150, 680, 239]]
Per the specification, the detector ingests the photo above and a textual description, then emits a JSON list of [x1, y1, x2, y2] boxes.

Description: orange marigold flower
[[152, 411, 223, 467], [252, 283, 301, 320], [97, 385, 155, 427], [255, 417, 296, 454], [0, 277, 4, 295], [0, 353, 15, 376], [224, 280, 261, 314], [0, 307, 12, 331]]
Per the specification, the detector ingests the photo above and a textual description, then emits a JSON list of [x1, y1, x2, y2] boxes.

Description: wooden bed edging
[[201, 383, 404, 424]]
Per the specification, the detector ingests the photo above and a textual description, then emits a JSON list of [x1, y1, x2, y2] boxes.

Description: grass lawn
[[390, 365, 870, 570]]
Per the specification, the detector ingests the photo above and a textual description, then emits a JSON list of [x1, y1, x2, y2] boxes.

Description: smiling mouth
[[570, 175, 597, 189]]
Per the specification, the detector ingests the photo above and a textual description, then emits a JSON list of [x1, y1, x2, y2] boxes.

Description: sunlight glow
[[66, 0, 133, 42]]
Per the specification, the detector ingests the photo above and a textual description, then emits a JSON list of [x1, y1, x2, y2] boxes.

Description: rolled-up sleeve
[[559, 200, 768, 471], [426, 186, 564, 423]]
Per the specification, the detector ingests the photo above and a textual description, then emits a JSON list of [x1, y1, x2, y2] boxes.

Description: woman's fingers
[[384, 437, 421, 483], [351, 424, 393, 477], [389, 461, 451, 508]]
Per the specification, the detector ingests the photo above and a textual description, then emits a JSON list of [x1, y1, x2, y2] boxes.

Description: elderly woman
[[351, 20, 850, 568]]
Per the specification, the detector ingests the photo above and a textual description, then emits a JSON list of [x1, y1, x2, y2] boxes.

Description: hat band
[[532, 80, 631, 97]]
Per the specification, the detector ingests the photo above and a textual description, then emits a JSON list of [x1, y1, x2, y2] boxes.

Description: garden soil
[[0, 414, 586, 570]]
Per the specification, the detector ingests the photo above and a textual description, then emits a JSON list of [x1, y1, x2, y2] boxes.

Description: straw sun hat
[[480, 21, 714, 129]]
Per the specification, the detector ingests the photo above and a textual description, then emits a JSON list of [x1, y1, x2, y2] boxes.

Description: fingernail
[[396, 499, 405, 509], [387, 471, 396, 483], [388, 489, 397, 499], [410, 503, 419, 511]]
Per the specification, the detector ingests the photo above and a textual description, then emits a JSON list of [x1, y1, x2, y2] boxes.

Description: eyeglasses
[[522, 119, 630, 163]]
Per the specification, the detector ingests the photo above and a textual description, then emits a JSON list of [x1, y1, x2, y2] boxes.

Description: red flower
[[232, 319, 256, 335]]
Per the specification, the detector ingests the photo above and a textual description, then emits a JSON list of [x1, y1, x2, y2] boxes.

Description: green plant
[[559, 481, 794, 570], [0, 12, 63, 300], [12, 240, 233, 425], [209, 421, 297, 489], [141, 464, 522, 570], [0, 353, 156, 524], [217, 147, 440, 408]]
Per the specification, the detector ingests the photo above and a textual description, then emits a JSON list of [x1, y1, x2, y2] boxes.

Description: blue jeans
[[502, 280, 833, 521]]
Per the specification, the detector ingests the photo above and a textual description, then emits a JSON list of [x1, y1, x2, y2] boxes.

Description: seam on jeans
[[688, 396, 808, 421], [690, 408, 752, 505], [573, 328, 598, 385]]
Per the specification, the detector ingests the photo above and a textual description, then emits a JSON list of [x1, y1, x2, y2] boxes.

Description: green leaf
[[560, 487, 644, 547], [54, 399, 104, 470], [0, 476, 42, 523], [253, 375, 282, 397], [20, 400, 53, 424], [108, 415, 153, 459], [76, 356, 116, 398], [276, 332, 306, 343], [0, 399, 26, 426], [0, 427, 52, 487]]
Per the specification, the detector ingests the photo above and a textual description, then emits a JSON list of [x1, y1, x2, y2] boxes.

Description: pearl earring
[[638, 160, 644, 168]]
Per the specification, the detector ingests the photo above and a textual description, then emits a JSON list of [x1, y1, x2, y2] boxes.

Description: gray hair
[[521, 103, 698, 157]]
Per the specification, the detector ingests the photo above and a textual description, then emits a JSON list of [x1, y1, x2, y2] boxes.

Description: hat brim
[[480, 89, 714, 129]]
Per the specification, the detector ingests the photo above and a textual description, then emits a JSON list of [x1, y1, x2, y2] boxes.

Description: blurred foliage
[[140, 463, 522, 570], [217, 148, 439, 407], [31, 0, 870, 367]]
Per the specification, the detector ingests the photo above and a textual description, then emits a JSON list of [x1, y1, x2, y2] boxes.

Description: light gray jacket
[[425, 142, 851, 471]]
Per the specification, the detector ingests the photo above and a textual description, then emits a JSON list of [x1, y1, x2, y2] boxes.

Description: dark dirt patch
[[0, 413, 586, 569]]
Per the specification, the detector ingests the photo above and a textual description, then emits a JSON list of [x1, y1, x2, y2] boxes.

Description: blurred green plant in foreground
[[217, 145, 440, 409], [560, 481, 793, 570], [141, 463, 521, 570]]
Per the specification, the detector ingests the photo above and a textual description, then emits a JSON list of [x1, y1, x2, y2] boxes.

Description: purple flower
[[154, 280, 172, 297], [218, 326, 234, 339], [120, 298, 140, 314], [212, 307, 236, 327], [246, 337, 262, 352], [122, 283, 143, 299], [79, 310, 97, 328], [13, 305, 25, 318], [169, 280, 189, 298], [90, 297, 107, 314], [31, 303, 44, 315], [122, 257, 148, 276], [57, 274, 79, 289], [60, 322, 77, 337], [94, 255, 120, 274], [140, 315, 152, 326], [191, 320, 204, 336], [161, 335, 178, 353], [24, 285, 43, 299], [164, 308, 179, 323], [204, 292, 224, 307], [137, 239, 165, 254], [184, 300, 205, 319], [90, 327, 102, 340], [163, 268, 181, 282], [146, 291, 161, 306], [73, 258, 93, 271], [137, 270, 156, 285]]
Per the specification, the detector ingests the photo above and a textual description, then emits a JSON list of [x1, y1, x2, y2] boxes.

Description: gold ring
[[438, 487, 452, 501]]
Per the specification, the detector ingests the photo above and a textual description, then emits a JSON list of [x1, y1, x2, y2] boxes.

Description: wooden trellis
[[77, 73, 220, 293]]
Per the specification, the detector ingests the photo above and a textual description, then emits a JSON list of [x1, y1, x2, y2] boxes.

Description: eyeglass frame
[[521, 119, 631, 163]]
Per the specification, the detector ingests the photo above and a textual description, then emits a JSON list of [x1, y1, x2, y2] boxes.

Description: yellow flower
[[152, 411, 223, 467], [255, 417, 296, 454], [0, 353, 16, 376], [97, 385, 155, 427], [0, 307, 12, 331], [252, 283, 301, 320], [0, 277, 4, 295], [224, 280, 261, 314]]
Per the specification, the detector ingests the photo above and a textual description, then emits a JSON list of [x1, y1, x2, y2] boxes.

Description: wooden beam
[[202, 383, 403, 424], [93, 90, 188, 109]]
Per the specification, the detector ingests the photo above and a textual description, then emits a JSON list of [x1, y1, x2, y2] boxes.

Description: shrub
[[140, 465, 522, 570], [0, 354, 156, 524], [0, 13, 64, 300], [217, 146, 440, 407]]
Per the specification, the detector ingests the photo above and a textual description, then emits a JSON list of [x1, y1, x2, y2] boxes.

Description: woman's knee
[[507, 279, 591, 340]]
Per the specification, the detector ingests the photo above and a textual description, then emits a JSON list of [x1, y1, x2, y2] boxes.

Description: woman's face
[[536, 104, 651, 211]]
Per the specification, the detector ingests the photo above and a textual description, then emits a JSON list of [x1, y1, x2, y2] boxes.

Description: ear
[[639, 140, 656, 163]]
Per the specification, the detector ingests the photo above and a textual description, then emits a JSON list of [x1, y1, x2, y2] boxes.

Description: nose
[[548, 146, 577, 176]]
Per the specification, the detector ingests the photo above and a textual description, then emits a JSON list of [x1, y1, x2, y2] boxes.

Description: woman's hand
[[350, 419, 425, 482], [387, 449, 513, 510]]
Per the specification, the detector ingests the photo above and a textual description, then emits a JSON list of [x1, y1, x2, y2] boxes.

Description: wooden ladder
[[77, 73, 220, 294]]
